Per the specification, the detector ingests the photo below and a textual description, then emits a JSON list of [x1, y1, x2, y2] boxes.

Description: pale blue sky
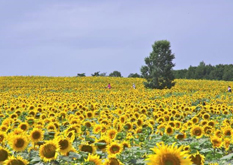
[[0, 0, 233, 77]]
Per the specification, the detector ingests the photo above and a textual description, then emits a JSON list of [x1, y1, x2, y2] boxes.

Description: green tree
[[91, 71, 100, 76], [141, 40, 175, 89], [195, 61, 206, 79], [99, 72, 107, 77], [223, 64, 233, 81], [109, 71, 122, 77], [77, 73, 86, 77], [128, 73, 141, 78]]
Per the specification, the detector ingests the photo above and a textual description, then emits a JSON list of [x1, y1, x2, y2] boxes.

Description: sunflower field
[[1, 76, 233, 165]]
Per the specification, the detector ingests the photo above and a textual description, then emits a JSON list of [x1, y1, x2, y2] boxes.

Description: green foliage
[[109, 71, 122, 77], [77, 73, 86, 77], [91, 71, 107, 77], [128, 73, 141, 78], [91, 71, 100, 76], [173, 62, 233, 81], [141, 40, 175, 89]]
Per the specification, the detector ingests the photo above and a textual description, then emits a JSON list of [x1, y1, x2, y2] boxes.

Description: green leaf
[[200, 148, 212, 154], [30, 157, 41, 163], [220, 153, 233, 160], [95, 142, 106, 146], [69, 152, 82, 159]]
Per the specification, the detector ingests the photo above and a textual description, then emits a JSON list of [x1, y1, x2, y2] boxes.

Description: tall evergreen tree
[[141, 40, 175, 89]]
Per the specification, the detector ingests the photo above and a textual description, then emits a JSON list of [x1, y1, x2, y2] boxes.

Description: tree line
[[78, 40, 232, 89], [173, 61, 233, 81], [77, 71, 123, 77]]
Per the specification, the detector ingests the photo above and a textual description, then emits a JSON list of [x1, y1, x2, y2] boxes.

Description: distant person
[[107, 83, 111, 89], [228, 86, 231, 92], [133, 83, 136, 89]]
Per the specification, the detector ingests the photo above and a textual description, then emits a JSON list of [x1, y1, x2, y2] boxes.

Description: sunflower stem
[[213, 148, 216, 157]]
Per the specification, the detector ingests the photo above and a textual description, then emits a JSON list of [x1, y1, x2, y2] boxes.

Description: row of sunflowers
[[0, 76, 233, 165]]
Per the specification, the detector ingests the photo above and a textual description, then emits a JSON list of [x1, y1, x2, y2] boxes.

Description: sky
[[0, 0, 233, 77]]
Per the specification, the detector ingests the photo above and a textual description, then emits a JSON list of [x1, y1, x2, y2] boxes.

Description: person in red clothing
[[107, 83, 111, 89]]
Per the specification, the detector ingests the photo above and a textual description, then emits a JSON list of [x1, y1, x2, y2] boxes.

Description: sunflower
[[79, 143, 96, 154], [190, 125, 203, 139], [223, 127, 232, 137], [0, 132, 6, 144], [18, 122, 30, 131], [124, 122, 133, 131], [4, 156, 29, 165], [107, 142, 123, 156], [85, 154, 102, 165], [47, 123, 57, 131], [103, 156, 123, 165], [29, 128, 44, 143], [202, 113, 210, 120], [182, 145, 190, 153], [175, 132, 187, 140], [165, 126, 174, 135], [0, 146, 10, 163], [39, 140, 58, 162], [122, 140, 131, 150], [107, 129, 117, 140], [86, 111, 94, 119], [65, 124, 80, 134], [175, 121, 182, 130], [189, 151, 205, 165], [210, 129, 219, 138], [10, 135, 29, 152], [57, 137, 73, 155], [146, 142, 192, 165], [65, 130, 76, 142], [93, 124, 102, 134], [223, 138, 231, 151], [0, 125, 9, 132], [211, 136, 222, 148], [191, 117, 199, 124], [208, 120, 215, 127], [200, 120, 208, 126], [136, 118, 143, 127]]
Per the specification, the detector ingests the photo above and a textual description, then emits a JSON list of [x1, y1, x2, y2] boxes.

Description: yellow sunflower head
[[165, 126, 174, 136], [39, 140, 58, 162], [0, 146, 10, 163], [122, 140, 131, 150], [106, 142, 123, 156], [103, 155, 123, 165], [189, 151, 205, 165], [57, 136, 73, 155], [175, 132, 187, 140], [223, 127, 232, 137], [9, 135, 29, 152], [93, 124, 102, 134], [211, 136, 222, 148], [85, 154, 102, 165], [223, 137, 231, 151], [107, 129, 118, 140], [190, 125, 203, 139], [79, 143, 96, 154], [146, 142, 192, 165], [0, 132, 7, 144], [18, 122, 30, 131], [4, 156, 29, 165], [30, 128, 44, 143]]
